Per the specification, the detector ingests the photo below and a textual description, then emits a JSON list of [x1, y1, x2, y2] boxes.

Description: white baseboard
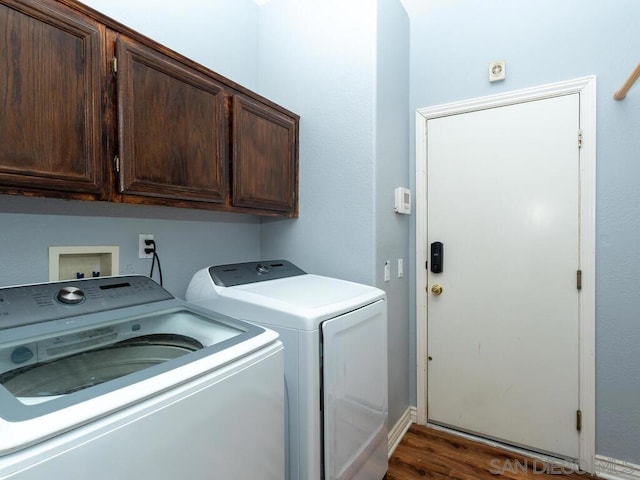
[[596, 456, 640, 480], [387, 406, 417, 458]]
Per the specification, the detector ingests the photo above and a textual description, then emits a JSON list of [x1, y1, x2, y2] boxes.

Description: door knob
[[431, 284, 443, 296]]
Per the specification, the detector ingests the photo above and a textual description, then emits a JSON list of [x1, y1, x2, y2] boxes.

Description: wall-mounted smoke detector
[[489, 61, 506, 82]]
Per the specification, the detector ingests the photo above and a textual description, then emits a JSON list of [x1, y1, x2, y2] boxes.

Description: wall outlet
[[139, 234, 154, 259]]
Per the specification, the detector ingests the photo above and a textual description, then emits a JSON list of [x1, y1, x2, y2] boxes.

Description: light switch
[[398, 259, 404, 278], [384, 260, 390, 282]]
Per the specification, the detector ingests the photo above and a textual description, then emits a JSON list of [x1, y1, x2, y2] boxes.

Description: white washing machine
[[186, 260, 388, 480], [0, 275, 284, 480]]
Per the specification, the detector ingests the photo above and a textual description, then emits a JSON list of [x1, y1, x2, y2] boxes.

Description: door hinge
[[113, 155, 120, 174], [112, 57, 118, 75], [576, 409, 582, 431], [578, 129, 583, 148], [576, 269, 582, 290]]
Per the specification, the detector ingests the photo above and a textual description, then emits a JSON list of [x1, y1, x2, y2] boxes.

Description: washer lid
[[210, 274, 385, 330]]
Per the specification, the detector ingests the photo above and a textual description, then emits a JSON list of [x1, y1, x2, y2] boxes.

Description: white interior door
[[426, 93, 581, 460]]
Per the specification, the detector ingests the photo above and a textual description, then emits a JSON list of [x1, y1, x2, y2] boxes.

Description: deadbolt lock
[[431, 284, 443, 296]]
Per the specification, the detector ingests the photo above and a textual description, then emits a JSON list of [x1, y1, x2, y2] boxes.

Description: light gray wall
[[0, 197, 260, 298], [375, 0, 411, 432], [82, 0, 260, 90], [257, 0, 378, 285], [0, 0, 263, 298], [408, 0, 640, 464]]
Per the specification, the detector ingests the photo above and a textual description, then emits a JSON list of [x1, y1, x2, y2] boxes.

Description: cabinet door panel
[[116, 37, 227, 203], [232, 96, 298, 214], [0, 1, 104, 194]]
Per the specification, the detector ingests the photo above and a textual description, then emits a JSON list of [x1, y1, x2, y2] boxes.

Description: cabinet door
[[0, 0, 104, 195], [232, 95, 298, 215], [116, 37, 227, 203]]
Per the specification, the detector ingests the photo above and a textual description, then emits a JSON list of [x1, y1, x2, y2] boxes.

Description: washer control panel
[[208, 260, 306, 287], [0, 276, 173, 330]]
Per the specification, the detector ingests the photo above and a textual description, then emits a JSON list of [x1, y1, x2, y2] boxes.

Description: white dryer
[[186, 260, 388, 480], [0, 275, 284, 480]]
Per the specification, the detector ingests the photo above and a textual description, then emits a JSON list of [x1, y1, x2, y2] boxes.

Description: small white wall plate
[[489, 60, 506, 82]]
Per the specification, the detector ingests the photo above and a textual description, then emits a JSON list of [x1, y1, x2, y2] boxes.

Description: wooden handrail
[[614, 63, 640, 100]]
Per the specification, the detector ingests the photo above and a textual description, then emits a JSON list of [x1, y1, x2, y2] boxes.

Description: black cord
[[152, 251, 163, 286], [150, 248, 156, 278], [146, 240, 163, 286]]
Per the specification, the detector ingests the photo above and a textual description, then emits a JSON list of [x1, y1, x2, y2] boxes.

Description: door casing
[[414, 76, 596, 473]]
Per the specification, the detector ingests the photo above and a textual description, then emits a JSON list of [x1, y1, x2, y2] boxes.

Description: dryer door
[[321, 299, 388, 480]]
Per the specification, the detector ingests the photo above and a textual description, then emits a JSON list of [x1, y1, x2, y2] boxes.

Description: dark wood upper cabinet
[[232, 95, 298, 215], [0, 0, 299, 216], [115, 36, 228, 203], [0, 0, 105, 196]]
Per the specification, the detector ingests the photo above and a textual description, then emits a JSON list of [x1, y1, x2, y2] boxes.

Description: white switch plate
[[398, 259, 404, 278], [384, 260, 391, 282], [139, 234, 154, 259]]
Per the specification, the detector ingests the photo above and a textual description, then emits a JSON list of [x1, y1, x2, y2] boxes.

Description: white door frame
[[414, 77, 596, 472]]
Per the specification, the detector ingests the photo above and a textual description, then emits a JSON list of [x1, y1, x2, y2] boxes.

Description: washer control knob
[[57, 286, 85, 305], [256, 264, 270, 274]]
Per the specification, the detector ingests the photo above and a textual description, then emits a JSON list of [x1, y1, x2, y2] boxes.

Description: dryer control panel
[[208, 260, 306, 287]]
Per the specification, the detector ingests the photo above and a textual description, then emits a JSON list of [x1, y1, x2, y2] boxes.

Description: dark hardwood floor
[[387, 424, 597, 480]]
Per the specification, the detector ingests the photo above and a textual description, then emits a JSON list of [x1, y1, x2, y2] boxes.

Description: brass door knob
[[431, 284, 443, 296]]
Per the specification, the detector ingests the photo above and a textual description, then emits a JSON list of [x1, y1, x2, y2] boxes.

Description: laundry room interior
[[0, 0, 639, 479]]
